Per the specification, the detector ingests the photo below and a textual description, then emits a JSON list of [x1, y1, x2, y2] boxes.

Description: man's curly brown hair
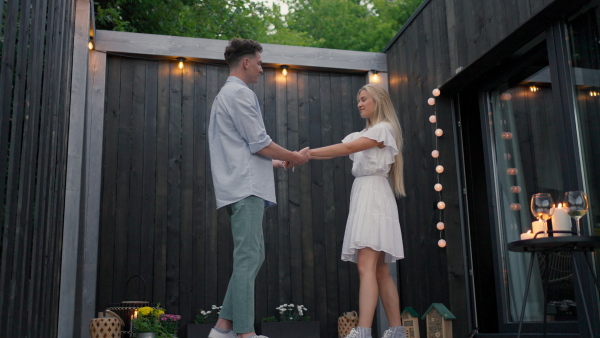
[[224, 38, 263, 66]]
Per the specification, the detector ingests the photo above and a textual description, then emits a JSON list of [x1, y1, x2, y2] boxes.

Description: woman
[[307, 84, 406, 338]]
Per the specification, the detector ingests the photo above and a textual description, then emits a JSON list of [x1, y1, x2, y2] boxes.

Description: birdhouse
[[421, 303, 456, 338], [400, 307, 420, 338]]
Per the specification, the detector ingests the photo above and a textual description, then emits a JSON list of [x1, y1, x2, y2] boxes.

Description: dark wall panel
[[386, 0, 587, 336], [97, 55, 367, 338], [0, 0, 76, 336]]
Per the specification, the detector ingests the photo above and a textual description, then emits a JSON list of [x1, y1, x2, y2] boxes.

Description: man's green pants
[[219, 196, 265, 334]]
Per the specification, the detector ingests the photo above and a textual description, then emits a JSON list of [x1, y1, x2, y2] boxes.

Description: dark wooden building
[[1, 0, 599, 337]]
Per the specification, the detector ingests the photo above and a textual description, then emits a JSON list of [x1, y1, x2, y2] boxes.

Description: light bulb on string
[[434, 183, 442, 192], [436, 165, 444, 174], [438, 239, 447, 248], [437, 201, 446, 210], [432, 88, 441, 97], [431, 150, 439, 158], [435, 128, 443, 137], [437, 222, 445, 230], [429, 115, 437, 123], [281, 65, 289, 77], [428, 98, 435, 106]]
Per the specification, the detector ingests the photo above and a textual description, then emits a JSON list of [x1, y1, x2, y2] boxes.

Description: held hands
[[283, 147, 311, 171]]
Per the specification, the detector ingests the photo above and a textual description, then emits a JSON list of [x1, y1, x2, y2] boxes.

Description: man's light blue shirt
[[208, 76, 276, 209]]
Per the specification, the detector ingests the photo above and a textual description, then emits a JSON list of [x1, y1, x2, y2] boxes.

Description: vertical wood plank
[[203, 64, 219, 307], [166, 61, 182, 313], [308, 72, 327, 336], [286, 70, 304, 306], [141, 60, 158, 303], [297, 70, 316, 320], [179, 59, 195, 324], [192, 63, 208, 316], [154, 60, 170, 305], [126, 59, 146, 300]]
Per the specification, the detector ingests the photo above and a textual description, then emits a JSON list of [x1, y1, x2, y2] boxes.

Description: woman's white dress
[[340, 122, 404, 263]]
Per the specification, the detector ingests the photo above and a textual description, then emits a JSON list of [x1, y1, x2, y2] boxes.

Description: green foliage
[[194, 305, 222, 324], [94, 0, 424, 52]]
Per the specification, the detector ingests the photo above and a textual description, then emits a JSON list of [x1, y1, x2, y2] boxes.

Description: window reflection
[[489, 47, 577, 322], [569, 6, 600, 236]]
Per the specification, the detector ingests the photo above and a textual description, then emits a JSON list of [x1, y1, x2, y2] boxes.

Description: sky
[[251, 0, 289, 15]]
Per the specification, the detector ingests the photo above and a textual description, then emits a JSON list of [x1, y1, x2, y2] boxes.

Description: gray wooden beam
[[58, 0, 91, 336], [95, 30, 387, 72], [78, 49, 107, 338]]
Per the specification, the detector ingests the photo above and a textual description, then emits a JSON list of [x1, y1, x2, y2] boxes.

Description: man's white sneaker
[[208, 328, 237, 338]]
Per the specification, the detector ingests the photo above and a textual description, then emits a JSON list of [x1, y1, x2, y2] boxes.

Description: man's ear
[[242, 57, 249, 70]]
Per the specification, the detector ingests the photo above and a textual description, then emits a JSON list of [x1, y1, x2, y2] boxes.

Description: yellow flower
[[156, 309, 165, 317], [138, 307, 154, 316]]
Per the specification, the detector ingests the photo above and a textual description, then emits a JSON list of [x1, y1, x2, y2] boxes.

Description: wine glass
[[563, 191, 589, 236], [530, 193, 555, 236]]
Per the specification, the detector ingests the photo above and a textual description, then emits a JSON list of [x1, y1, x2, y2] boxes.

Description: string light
[[529, 85, 539, 92], [88, 37, 94, 50], [428, 89, 447, 248], [177, 57, 186, 70], [590, 91, 599, 97], [281, 65, 289, 76]]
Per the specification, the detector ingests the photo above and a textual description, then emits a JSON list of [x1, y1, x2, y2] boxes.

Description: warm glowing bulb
[[436, 165, 444, 174], [431, 150, 439, 158], [437, 222, 445, 230], [432, 88, 441, 97], [429, 115, 437, 123], [178, 61, 184, 69], [435, 128, 443, 137], [510, 203, 521, 211], [438, 239, 447, 248], [437, 201, 446, 210], [434, 183, 442, 192], [88, 41, 94, 50], [506, 168, 518, 175], [510, 186, 521, 193], [428, 98, 435, 106], [501, 132, 512, 139], [283, 68, 288, 76]]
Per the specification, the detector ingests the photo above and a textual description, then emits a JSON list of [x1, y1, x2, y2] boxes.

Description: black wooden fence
[[97, 55, 368, 337], [0, 0, 76, 336]]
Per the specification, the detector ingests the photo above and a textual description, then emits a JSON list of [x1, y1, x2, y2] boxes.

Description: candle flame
[[557, 203, 562, 208]]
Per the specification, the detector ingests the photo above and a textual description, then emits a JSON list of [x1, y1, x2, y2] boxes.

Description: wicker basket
[[338, 311, 359, 338], [90, 318, 122, 338]]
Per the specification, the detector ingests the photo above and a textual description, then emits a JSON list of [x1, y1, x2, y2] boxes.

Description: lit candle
[[531, 220, 547, 238], [520, 230, 534, 240], [552, 203, 572, 236]]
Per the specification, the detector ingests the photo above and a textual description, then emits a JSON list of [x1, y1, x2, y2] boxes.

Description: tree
[[284, 0, 424, 52], [94, 0, 424, 52]]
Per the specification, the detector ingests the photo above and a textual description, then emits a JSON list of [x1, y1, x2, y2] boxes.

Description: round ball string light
[[428, 88, 446, 248]]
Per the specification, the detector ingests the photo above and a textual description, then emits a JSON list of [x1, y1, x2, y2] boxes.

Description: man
[[207, 38, 310, 338]]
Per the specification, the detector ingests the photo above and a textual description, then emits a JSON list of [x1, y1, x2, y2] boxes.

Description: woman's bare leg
[[375, 253, 402, 327], [356, 247, 382, 328]]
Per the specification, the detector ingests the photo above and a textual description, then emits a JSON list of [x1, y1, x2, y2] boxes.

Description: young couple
[[208, 38, 406, 338]]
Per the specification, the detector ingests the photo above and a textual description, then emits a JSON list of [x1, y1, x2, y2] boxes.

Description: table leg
[[542, 253, 549, 338], [517, 252, 537, 338], [582, 251, 600, 294], [572, 253, 595, 337]]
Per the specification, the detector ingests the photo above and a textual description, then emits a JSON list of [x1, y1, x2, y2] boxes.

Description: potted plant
[[187, 305, 222, 338], [132, 306, 181, 338], [258, 304, 319, 338], [132, 306, 164, 338]]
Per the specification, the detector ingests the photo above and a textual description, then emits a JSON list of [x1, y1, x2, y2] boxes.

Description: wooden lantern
[[400, 307, 420, 338], [421, 303, 455, 338]]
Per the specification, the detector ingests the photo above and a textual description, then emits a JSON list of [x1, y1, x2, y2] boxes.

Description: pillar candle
[[552, 203, 572, 236], [532, 220, 545, 237], [520, 231, 534, 240]]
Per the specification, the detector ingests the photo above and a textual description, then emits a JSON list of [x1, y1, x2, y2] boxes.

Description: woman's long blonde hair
[[359, 84, 406, 197]]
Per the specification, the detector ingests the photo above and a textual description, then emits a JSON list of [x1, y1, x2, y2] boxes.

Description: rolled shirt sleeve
[[230, 88, 272, 153]]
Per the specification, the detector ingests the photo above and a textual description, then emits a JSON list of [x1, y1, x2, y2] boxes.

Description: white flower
[[207, 311, 212, 314], [212, 305, 218, 309], [201, 311, 206, 315]]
